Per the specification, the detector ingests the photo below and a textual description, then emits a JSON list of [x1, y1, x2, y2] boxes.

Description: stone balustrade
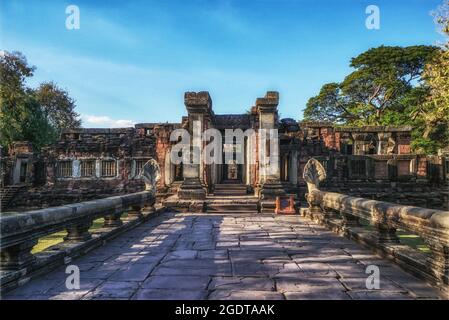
[[303, 158, 449, 293], [0, 191, 155, 292]]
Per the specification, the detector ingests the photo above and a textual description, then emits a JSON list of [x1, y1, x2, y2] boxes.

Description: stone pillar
[[289, 150, 298, 185], [73, 159, 81, 178], [397, 132, 412, 154], [164, 150, 172, 185], [352, 133, 369, 155], [153, 124, 172, 189], [387, 158, 398, 183], [373, 222, 400, 243], [103, 212, 123, 227], [127, 204, 143, 218], [426, 242, 449, 286], [13, 159, 22, 184], [177, 92, 212, 200], [305, 190, 323, 221], [377, 132, 392, 155], [371, 206, 400, 244], [0, 239, 37, 270], [340, 210, 361, 229], [257, 92, 285, 200], [246, 135, 252, 186], [64, 219, 92, 242], [95, 159, 101, 178]]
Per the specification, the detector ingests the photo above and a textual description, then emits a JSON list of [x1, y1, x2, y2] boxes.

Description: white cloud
[[80, 114, 135, 128]]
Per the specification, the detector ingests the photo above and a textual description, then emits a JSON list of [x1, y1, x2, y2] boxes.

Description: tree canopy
[[304, 45, 438, 126], [413, 0, 449, 153], [0, 51, 80, 151], [304, 1, 449, 155], [303, 42, 448, 154]]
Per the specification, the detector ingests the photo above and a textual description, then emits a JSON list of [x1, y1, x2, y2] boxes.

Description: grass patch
[[32, 218, 105, 254], [32, 213, 130, 253], [397, 231, 430, 254], [31, 231, 68, 254], [358, 218, 430, 253]]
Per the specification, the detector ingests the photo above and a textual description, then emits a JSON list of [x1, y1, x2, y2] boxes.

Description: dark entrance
[[222, 142, 243, 183], [19, 161, 27, 183], [222, 161, 243, 182]]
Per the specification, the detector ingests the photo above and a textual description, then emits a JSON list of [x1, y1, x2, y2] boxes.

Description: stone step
[[0, 186, 24, 209], [214, 190, 247, 196], [206, 202, 258, 213], [213, 184, 248, 196], [214, 185, 247, 190], [206, 211, 258, 214]]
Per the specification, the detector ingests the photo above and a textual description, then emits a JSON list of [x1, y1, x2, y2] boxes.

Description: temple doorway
[[222, 160, 243, 182], [221, 142, 244, 183]]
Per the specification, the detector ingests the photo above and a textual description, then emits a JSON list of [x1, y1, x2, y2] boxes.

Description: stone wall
[[284, 123, 448, 210], [8, 179, 146, 210], [5, 128, 157, 209], [2, 99, 448, 212]]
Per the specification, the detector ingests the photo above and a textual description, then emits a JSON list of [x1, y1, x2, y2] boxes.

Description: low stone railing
[[0, 159, 161, 293], [0, 191, 156, 292], [303, 158, 449, 293]]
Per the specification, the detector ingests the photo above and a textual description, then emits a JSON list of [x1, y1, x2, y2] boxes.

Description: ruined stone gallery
[[1, 91, 448, 213]]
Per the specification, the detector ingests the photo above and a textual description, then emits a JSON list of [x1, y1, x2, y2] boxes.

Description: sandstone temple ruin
[[1, 91, 449, 298], [1, 91, 448, 213]]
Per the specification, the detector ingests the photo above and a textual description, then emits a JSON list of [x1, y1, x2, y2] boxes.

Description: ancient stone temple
[[1, 92, 449, 299], [1, 91, 448, 212]]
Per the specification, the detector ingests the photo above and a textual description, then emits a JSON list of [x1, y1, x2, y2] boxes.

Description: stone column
[[0, 239, 37, 270], [127, 204, 143, 218], [72, 159, 80, 178], [352, 133, 369, 155], [371, 205, 400, 244], [177, 92, 212, 200], [426, 242, 449, 286], [64, 219, 93, 242], [246, 135, 254, 186], [397, 132, 412, 154], [305, 190, 324, 221], [13, 158, 22, 184], [164, 150, 172, 185], [103, 212, 123, 227], [257, 92, 285, 200], [289, 150, 298, 185], [340, 209, 361, 229], [377, 132, 392, 155]]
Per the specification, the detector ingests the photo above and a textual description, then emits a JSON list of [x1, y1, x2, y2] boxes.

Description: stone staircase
[[207, 184, 258, 213], [0, 185, 23, 212], [205, 195, 259, 213], [213, 183, 248, 196], [163, 183, 262, 214]]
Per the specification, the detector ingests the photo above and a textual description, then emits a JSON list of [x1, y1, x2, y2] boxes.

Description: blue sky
[[0, 0, 445, 127]]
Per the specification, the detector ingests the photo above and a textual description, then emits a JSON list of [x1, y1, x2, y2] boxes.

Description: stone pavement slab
[[2, 212, 445, 300]]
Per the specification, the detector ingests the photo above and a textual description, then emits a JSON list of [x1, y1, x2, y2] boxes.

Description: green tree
[[35, 82, 81, 130], [412, 1, 449, 153], [0, 51, 79, 151], [304, 45, 438, 126]]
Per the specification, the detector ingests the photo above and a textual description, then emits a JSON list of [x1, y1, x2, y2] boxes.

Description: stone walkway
[[2, 212, 444, 300]]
